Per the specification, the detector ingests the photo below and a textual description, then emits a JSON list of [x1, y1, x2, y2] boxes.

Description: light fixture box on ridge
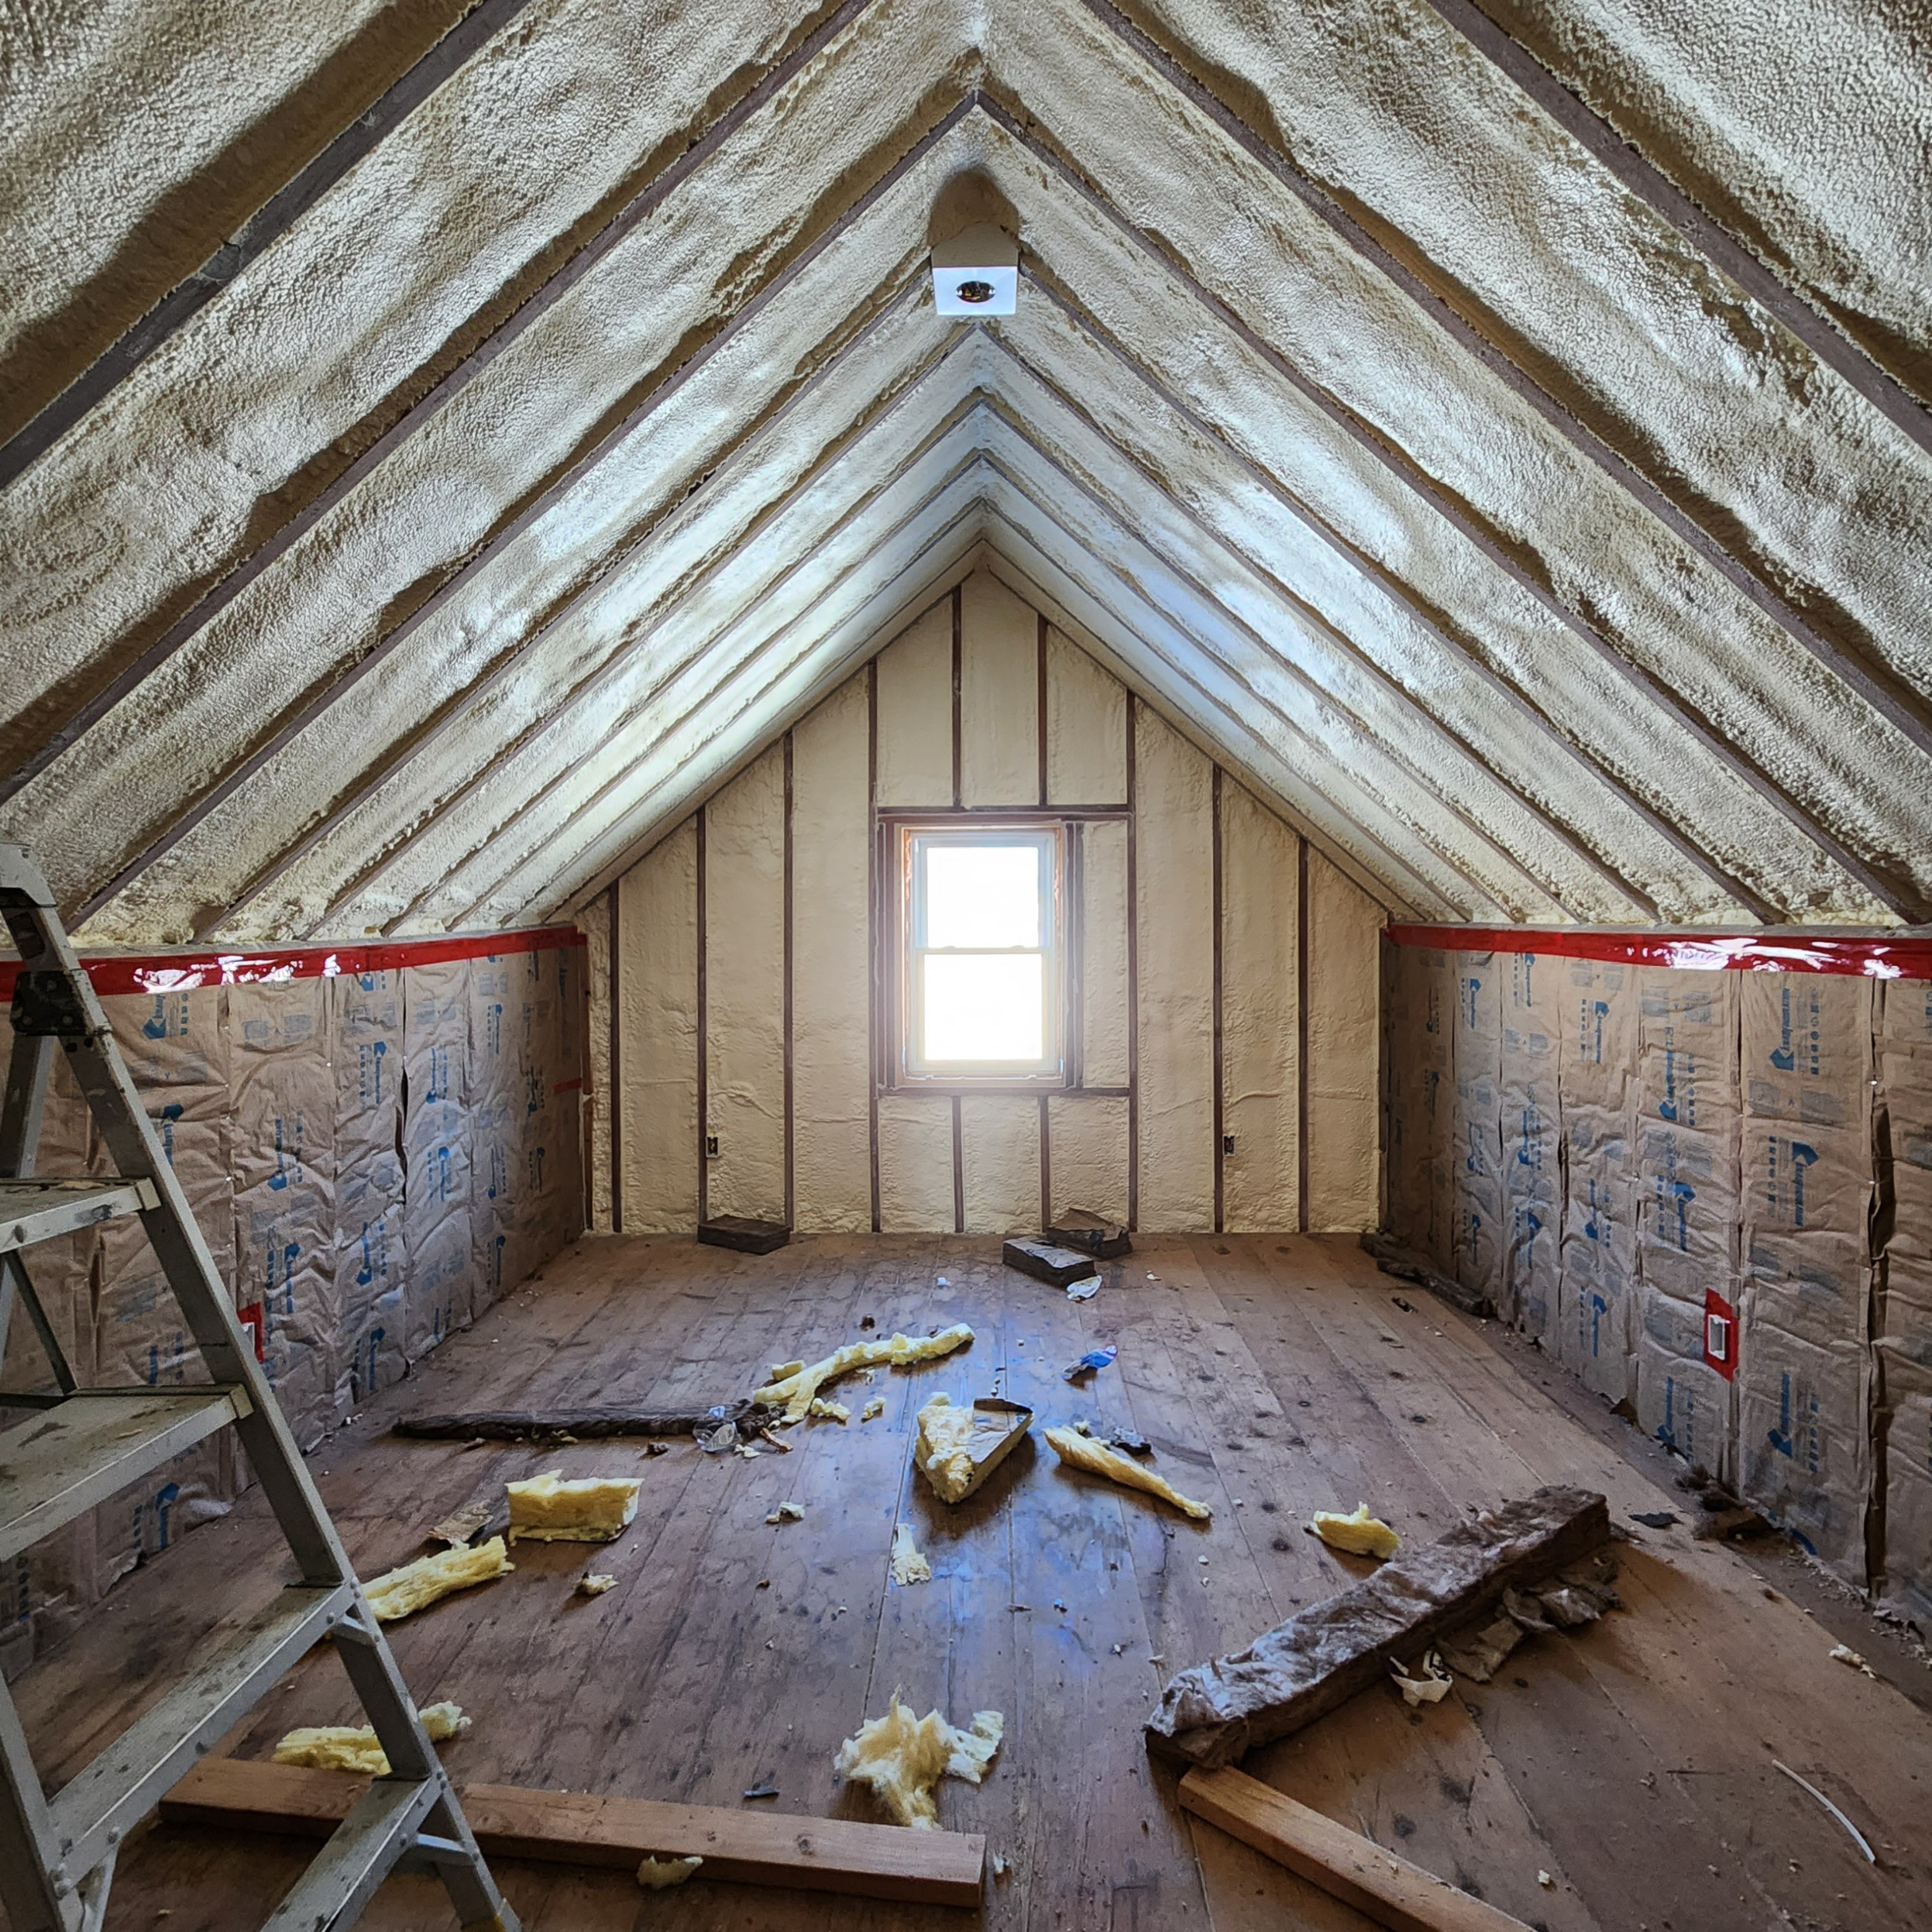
[[932, 222, 1018, 316]]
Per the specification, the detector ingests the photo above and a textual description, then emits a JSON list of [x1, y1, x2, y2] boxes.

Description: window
[[902, 827, 1062, 1081]]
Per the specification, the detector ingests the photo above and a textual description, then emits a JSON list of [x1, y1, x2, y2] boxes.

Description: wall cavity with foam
[[1383, 938, 1931, 1614], [599, 569, 1382, 1237]]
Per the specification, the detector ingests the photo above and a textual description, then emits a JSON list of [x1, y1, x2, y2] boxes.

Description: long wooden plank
[[161, 1756, 984, 1907], [1180, 1765, 1534, 1932]]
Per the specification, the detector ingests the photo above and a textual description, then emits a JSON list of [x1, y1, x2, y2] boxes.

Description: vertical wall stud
[[1212, 766, 1225, 1236], [1297, 833, 1310, 1235], [1126, 694, 1139, 1235], [1038, 1092, 1052, 1228], [868, 660, 882, 1234], [696, 807, 709, 1227], [952, 1094, 964, 1234], [1036, 613, 1049, 808], [783, 731, 795, 1232], [607, 883, 623, 1235], [951, 584, 964, 809]]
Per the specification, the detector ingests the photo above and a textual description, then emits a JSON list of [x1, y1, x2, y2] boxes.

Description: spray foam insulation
[[876, 1094, 957, 1233], [1044, 1426, 1212, 1519], [1077, 817, 1130, 1087], [1134, 708, 1216, 1230], [273, 1701, 471, 1775], [1046, 626, 1127, 806], [789, 677, 872, 1232], [506, 1471, 642, 1542], [754, 1323, 974, 1421], [363, 1536, 512, 1622], [704, 743, 786, 1223], [835, 1694, 1004, 1829], [1220, 780, 1301, 1232], [873, 602, 952, 808], [960, 1095, 1040, 1235], [959, 570, 1038, 809], [1047, 1094, 1129, 1228], [617, 821, 698, 1232]]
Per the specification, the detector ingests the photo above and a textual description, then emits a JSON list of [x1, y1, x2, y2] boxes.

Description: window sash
[[901, 826, 1064, 1082]]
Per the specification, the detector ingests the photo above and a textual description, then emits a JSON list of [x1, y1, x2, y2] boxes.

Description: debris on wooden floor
[[754, 1322, 976, 1421], [1044, 1424, 1212, 1519], [272, 1702, 471, 1775], [1043, 1211, 1132, 1258], [890, 1523, 933, 1585], [696, 1215, 792, 1253], [914, 1394, 1032, 1503], [1310, 1502, 1402, 1558], [835, 1695, 1005, 1829], [506, 1470, 642, 1542], [1000, 1237, 1098, 1288], [636, 1852, 704, 1887], [395, 1402, 763, 1441], [362, 1534, 513, 1622]]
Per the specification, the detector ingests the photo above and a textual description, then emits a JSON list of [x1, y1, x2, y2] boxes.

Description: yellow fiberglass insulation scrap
[[890, 1522, 932, 1585], [754, 1324, 974, 1422], [506, 1470, 642, 1543], [363, 1536, 512, 1622], [1043, 1426, 1212, 1519], [835, 1694, 1003, 1829], [1311, 1503, 1400, 1559], [274, 1701, 471, 1775], [636, 1856, 703, 1888]]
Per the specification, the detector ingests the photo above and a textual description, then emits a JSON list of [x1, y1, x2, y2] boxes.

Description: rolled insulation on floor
[[506, 1471, 642, 1543], [1044, 1426, 1212, 1519], [363, 1536, 512, 1621]]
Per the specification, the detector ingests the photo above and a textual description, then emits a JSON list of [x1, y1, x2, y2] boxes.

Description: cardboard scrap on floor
[[755, 1324, 975, 1422], [914, 1394, 1032, 1503], [836, 1694, 1004, 1829], [506, 1471, 642, 1543], [274, 1701, 471, 1775], [1044, 1425, 1211, 1519], [1146, 1486, 1610, 1767], [363, 1535, 512, 1622]]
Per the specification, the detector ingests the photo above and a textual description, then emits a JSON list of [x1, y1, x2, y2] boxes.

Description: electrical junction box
[[932, 222, 1018, 316]]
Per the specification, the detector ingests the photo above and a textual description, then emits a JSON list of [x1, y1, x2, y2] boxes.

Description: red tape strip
[[1385, 925, 1932, 980]]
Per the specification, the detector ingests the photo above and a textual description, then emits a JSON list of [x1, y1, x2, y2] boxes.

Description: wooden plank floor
[[8, 1233, 1928, 1932]]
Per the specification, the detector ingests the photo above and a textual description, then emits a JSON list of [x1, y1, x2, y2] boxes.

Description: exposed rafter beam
[[1009, 276, 1772, 921], [0, 0, 882, 811], [976, 99, 1926, 922], [976, 394, 1627, 923], [0, 0, 553, 485], [302, 398, 988, 937], [976, 452, 1529, 921], [66, 97, 980, 931], [1414, 0, 1932, 462], [977, 347, 1660, 922], [196, 307, 977, 939], [1073, 0, 1932, 763]]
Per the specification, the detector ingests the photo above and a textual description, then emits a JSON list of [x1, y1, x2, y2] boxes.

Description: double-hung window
[[901, 827, 1063, 1083]]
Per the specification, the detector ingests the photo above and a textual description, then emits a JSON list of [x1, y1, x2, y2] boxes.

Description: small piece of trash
[[637, 1854, 702, 1890], [1063, 1346, 1118, 1383], [1537, 1871, 1554, 1889], [1630, 1510, 1678, 1529], [756, 1577, 770, 1589], [1053, 1600, 1067, 1612], [742, 1784, 780, 1801], [1773, 1761, 1876, 1863], [937, 1277, 949, 1287], [1390, 1650, 1453, 1708], [1829, 1643, 1877, 1678], [696, 1416, 739, 1454], [645, 1441, 670, 1457], [1111, 1643, 1123, 1655], [860, 1314, 876, 1329], [1009, 1603, 1031, 1612], [576, 1573, 617, 1597], [766, 1502, 805, 1525], [1066, 1276, 1100, 1302], [991, 1853, 1011, 1883], [1391, 1296, 1415, 1313]]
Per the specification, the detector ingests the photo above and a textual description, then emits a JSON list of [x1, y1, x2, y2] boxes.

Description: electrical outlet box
[[704, 1134, 720, 1158], [932, 222, 1018, 316], [1221, 1134, 1236, 1155]]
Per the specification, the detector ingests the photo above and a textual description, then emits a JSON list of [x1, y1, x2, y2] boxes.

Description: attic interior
[[2, 1, 1930, 1928]]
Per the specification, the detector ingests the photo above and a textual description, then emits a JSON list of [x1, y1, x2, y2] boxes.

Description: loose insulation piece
[[506, 1471, 642, 1543], [835, 1694, 1004, 1829], [890, 1523, 933, 1585], [636, 1855, 704, 1888], [577, 1573, 618, 1597], [1043, 1426, 1212, 1519], [809, 1398, 852, 1423], [754, 1324, 975, 1422], [914, 1395, 1032, 1503], [363, 1536, 512, 1622], [861, 1397, 886, 1422], [1311, 1504, 1400, 1560], [274, 1701, 471, 1775]]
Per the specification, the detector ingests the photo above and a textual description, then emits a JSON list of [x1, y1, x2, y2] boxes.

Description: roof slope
[[2, 0, 1928, 941]]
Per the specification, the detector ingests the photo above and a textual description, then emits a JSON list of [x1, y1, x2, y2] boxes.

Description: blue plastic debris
[[1062, 1346, 1118, 1382]]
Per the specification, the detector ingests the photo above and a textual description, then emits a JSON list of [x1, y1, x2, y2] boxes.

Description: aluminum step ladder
[[0, 846, 518, 1932]]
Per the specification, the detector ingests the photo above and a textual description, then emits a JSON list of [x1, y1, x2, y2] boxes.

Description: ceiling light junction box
[[932, 223, 1018, 316]]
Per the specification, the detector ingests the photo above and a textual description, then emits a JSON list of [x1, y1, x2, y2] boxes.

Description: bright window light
[[905, 829, 1061, 1078]]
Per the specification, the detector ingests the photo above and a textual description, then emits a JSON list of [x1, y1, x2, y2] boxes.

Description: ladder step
[[0, 1387, 252, 1562], [0, 1177, 159, 1251], [261, 1774, 444, 1932], [45, 1581, 355, 1888]]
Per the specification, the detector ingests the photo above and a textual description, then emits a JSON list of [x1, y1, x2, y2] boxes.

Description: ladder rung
[[0, 1177, 159, 1251], [0, 1387, 252, 1562], [46, 1581, 355, 1887], [261, 1773, 444, 1932]]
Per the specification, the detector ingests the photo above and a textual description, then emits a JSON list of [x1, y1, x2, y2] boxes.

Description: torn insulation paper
[[1310, 1504, 1400, 1559], [363, 1536, 512, 1622], [506, 1471, 642, 1543], [274, 1701, 471, 1775], [1389, 1649, 1452, 1707], [755, 1325, 975, 1422], [1044, 1426, 1211, 1519], [835, 1693, 1004, 1828], [890, 1523, 933, 1585]]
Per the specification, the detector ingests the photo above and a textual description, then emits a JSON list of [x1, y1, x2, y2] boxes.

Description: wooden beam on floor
[[1181, 1765, 1534, 1932], [161, 1757, 985, 1907]]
